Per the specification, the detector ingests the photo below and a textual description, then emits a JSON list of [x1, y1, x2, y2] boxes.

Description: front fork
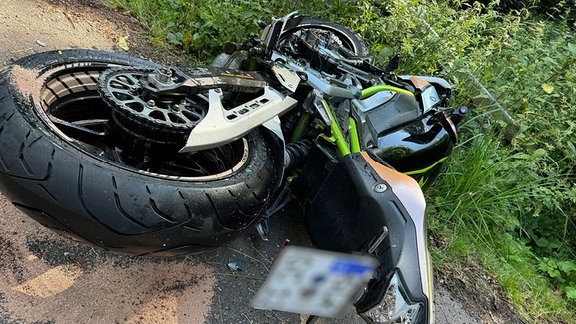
[[303, 151, 433, 323]]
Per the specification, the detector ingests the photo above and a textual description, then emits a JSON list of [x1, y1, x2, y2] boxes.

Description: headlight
[[360, 272, 422, 323]]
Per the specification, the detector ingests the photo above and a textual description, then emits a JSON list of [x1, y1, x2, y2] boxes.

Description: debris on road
[[227, 260, 244, 271]]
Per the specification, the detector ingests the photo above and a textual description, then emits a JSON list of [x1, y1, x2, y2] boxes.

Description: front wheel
[[279, 17, 370, 56], [0, 50, 283, 256]]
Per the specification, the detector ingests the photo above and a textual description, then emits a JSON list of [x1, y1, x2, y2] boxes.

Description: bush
[[455, 0, 575, 21]]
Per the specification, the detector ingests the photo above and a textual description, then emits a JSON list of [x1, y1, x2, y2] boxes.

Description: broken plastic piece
[[227, 260, 244, 271]]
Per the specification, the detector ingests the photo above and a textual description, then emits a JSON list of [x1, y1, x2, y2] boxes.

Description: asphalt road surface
[[0, 0, 480, 323]]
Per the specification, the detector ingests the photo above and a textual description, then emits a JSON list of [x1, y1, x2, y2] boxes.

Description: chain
[[98, 67, 207, 135]]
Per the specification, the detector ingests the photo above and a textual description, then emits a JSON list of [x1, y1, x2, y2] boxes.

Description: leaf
[[566, 286, 576, 300], [547, 268, 561, 278], [511, 152, 531, 160], [534, 236, 549, 248], [558, 261, 576, 273], [167, 32, 183, 45], [181, 32, 193, 50], [541, 83, 554, 94], [117, 36, 129, 51], [566, 141, 576, 156]]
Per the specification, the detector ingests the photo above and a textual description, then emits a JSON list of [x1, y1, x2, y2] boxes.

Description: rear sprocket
[[99, 67, 207, 144]]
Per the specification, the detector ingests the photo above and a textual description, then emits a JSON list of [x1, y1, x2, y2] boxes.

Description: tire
[[0, 50, 283, 256], [280, 17, 369, 56]]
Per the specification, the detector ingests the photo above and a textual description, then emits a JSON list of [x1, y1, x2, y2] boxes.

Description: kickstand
[[306, 315, 320, 324], [256, 185, 292, 241]]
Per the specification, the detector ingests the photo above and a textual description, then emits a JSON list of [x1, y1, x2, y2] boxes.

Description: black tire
[[0, 50, 283, 256], [280, 17, 370, 56]]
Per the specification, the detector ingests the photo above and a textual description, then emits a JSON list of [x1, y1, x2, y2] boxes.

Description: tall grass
[[427, 127, 573, 320]]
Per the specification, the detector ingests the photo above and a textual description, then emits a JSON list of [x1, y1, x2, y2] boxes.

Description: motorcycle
[[0, 13, 466, 323]]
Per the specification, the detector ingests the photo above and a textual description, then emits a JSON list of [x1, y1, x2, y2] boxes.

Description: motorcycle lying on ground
[[0, 13, 466, 323]]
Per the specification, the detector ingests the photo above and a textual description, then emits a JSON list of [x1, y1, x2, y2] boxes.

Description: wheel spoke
[[71, 119, 109, 127], [110, 73, 141, 89], [50, 115, 108, 137]]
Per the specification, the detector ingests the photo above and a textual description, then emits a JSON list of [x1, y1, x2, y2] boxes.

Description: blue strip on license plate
[[330, 259, 374, 276]]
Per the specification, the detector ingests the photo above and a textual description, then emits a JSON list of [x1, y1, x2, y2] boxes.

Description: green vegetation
[[111, 0, 575, 321]]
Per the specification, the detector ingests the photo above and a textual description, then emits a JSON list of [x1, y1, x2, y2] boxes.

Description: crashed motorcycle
[[0, 13, 466, 323]]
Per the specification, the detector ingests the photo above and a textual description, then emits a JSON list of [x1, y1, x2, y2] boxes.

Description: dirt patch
[[1, 258, 215, 323], [0, 0, 189, 65], [436, 261, 523, 324], [9, 66, 43, 99], [0, 237, 26, 284], [0, 191, 216, 322], [44, 0, 192, 65]]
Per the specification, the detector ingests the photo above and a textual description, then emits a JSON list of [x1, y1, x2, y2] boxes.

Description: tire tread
[[0, 50, 282, 256]]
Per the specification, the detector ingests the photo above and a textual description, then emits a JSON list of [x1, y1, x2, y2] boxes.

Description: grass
[[107, 0, 576, 322], [427, 129, 573, 320]]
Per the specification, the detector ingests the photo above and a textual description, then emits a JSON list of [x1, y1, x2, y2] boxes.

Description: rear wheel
[[0, 50, 283, 256]]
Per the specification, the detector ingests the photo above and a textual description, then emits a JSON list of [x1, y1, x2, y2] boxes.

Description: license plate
[[252, 246, 377, 317]]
